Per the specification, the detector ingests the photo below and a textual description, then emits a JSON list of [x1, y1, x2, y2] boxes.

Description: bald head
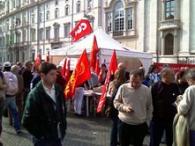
[[118, 62, 125, 70]]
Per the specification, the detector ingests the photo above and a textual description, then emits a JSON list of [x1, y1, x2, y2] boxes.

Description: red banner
[[61, 57, 71, 81], [64, 49, 91, 99], [154, 63, 195, 73], [70, 19, 93, 42], [97, 50, 118, 113], [90, 36, 99, 72]]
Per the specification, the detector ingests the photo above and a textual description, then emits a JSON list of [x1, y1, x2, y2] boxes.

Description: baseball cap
[[3, 61, 11, 68]]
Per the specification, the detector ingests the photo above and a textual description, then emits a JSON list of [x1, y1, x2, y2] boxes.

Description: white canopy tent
[[51, 28, 152, 72]]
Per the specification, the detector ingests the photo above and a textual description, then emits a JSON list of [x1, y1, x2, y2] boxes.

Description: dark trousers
[[150, 119, 173, 146], [110, 116, 119, 146], [0, 98, 4, 136], [118, 120, 148, 146], [33, 138, 62, 146], [190, 130, 195, 146]]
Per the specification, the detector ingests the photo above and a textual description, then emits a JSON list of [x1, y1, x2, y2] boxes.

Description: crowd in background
[[0, 61, 195, 146], [106, 63, 195, 146]]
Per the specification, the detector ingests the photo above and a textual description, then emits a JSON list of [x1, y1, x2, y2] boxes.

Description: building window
[[16, 0, 21, 8], [114, 1, 124, 32], [46, 4, 49, 9], [164, 33, 174, 55], [127, 8, 133, 30], [23, 12, 27, 25], [65, 5, 69, 16], [76, 1, 81, 13], [55, 0, 58, 5], [39, 12, 42, 22], [16, 17, 21, 27], [39, 28, 44, 41], [46, 27, 51, 40], [10, 32, 14, 44], [11, 17, 15, 29], [0, 37, 3, 47], [39, 7, 44, 22], [31, 10, 35, 24], [54, 25, 60, 41], [16, 32, 21, 43], [46, 10, 50, 20], [23, 29, 27, 42], [31, 28, 36, 42], [165, 0, 175, 19], [64, 23, 70, 38], [87, 0, 92, 11], [106, 12, 112, 32], [12, 0, 15, 9], [55, 8, 59, 18]]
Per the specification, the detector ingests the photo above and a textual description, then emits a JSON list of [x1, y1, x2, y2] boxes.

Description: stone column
[[162, 1, 165, 20], [160, 32, 165, 55], [173, 30, 179, 55]]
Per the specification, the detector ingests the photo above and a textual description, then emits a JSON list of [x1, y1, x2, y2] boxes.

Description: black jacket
[[151, 81, 180, 121], [22, 81, 67, 140]]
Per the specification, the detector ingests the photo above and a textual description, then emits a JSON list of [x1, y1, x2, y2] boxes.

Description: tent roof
[[50, 28, 152, 59]]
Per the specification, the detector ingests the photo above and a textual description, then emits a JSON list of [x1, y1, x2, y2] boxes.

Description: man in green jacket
[[22, 62, 67, 146]]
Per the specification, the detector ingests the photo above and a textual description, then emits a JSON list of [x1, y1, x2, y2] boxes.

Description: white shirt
[[42, 82, 56, 103]]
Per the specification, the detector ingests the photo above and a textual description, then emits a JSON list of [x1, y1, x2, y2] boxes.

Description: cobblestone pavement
[[1, 115, 166, 146], [1, 115, 111, 146]]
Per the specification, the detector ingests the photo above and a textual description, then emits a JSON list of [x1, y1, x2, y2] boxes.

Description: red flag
[[70, 19, 93, 42], [90, 36, 99, 71], [97, 50, 118, 113], [61, 57, 71, 81], [95, 57, 100, 75], [64, 49, 91, 99], [34, 54, 41, 69], [109, 50, 117, 75], [96, 85, 107, 112]]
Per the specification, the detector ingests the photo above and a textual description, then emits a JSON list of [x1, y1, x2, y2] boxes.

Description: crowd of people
[[107, 64, 195, 146], [0, 60, 195, 146]]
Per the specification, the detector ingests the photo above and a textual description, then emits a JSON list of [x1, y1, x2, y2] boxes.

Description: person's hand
[[123, 106, 134, 113], [174, 95, 183, 106]]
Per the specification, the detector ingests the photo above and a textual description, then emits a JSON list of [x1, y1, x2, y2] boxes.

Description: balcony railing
[[113, 31, 124, 36], [159, 19, 180, 31], [108, 29, 136, 37]]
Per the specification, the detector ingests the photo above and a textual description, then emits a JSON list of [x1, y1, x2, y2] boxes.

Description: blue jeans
[[190, 130, 195, 146], [33, 137, 62, 146], [5, 96, 20, 131]]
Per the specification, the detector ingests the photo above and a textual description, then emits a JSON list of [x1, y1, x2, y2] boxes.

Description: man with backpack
[[3, 62, 21, 134]]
